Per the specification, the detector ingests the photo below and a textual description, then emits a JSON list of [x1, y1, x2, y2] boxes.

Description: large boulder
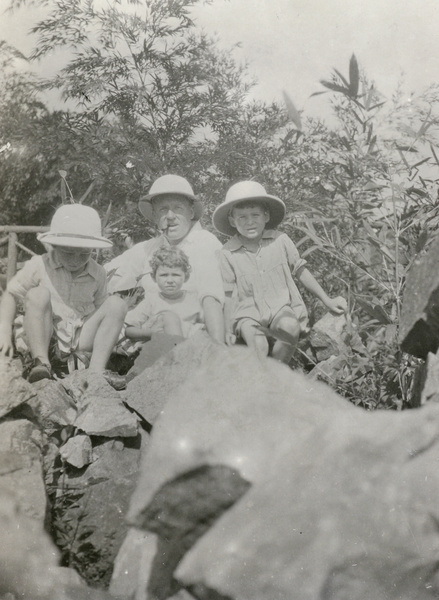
[[0, 418, 46, 521], [122, 332, 219, 425], [0, 357, 36, 418], [115, 339, 439, 600], [400, 235, 439, 358]]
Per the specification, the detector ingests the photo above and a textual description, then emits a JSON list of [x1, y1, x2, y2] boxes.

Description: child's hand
[[225, 332, 236, 346], [0, 331, 14, 357], [325, 296, 347, 315]]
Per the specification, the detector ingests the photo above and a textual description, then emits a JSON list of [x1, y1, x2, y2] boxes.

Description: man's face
[[152, 195, 194, 244]]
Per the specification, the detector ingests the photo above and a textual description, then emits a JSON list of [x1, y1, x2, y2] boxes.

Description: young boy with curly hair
[[122, 246, 204, 350]]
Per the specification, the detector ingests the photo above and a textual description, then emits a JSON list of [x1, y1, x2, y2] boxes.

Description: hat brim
[[38, 233, 113, 249], [213, 195, 286, 237], [139, 194, 204, 222]]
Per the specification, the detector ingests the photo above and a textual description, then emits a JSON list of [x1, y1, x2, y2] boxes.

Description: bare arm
[[202, 296, 225, 343], [125, 325, 153, 342], [223, 291, 236, 345], [0, 291, 17, 357], [297, 268, 346, 314]]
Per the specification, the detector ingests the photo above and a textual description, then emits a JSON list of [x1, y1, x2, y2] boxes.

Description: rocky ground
[[2, 291, 439, 599]]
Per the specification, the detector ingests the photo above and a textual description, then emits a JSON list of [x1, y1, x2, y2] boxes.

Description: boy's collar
[[226, 229, 276, 251], [48, 249, 93, 275]]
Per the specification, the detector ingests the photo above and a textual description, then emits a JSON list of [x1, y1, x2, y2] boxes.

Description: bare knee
[[273, 316, 301, 339], [25, 286, 51, 311]]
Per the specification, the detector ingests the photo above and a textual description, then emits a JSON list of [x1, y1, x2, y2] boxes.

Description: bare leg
[[240, 319, 269, 359], [24, 287, 53, 364], [270, 309, 301, 364], [77, 295, 128, 372], [161, 311, 184, 337]]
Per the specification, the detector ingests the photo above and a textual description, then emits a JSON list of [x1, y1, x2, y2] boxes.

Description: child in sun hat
[[212, 180, 346, 363], [0, 204, 128, 385]]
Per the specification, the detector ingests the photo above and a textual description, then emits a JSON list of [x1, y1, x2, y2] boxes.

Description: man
[[105, 174, 225, 342]]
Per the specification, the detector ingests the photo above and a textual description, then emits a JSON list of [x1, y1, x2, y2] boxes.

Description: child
[[0, 204, 127, 385], [122, 246, 203, 349], [212, 180, 346, 363]]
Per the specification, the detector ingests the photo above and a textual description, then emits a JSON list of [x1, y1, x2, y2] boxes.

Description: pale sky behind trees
[[1, 0, 439, 120]]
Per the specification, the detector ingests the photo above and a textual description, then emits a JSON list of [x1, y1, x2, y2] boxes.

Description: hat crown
[[148, 174, 195, 199], [49, 205, 103, 238], [225, 181, 269, 204]]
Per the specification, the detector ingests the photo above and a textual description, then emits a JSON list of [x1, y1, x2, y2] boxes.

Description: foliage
[[2, 2, 439, 410], [285, 55, 439, 408]]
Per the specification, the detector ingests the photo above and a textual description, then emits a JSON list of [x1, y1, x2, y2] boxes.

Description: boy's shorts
[[234, 303, 308, 338], [14, 314, 88, 376]]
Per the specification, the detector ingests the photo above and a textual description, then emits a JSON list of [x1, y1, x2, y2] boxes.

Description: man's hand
[[325, 296, 347, 315]]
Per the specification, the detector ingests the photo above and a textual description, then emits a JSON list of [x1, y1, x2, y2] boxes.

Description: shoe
[[28, 359, 53, 383], [102, 370, 127, 391]]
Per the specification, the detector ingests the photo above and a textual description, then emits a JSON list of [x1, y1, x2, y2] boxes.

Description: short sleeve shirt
[[219, 230, 308, 327], [126, 289, 203, 338], [104, 222, 225, 305]]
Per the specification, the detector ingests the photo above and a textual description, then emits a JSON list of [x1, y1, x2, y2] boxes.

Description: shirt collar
[[225, 229, 277, 251], [48, 248, 95, 277]]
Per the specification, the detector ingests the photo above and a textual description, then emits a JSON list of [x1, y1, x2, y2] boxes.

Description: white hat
[[138, 174, 204, 222], [38, 205, 112, 249], [212, 181, 286, 236]]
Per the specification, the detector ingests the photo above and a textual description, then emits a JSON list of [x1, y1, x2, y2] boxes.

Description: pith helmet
[[38, 205, 112, 249], [138, 174, 204, 222], [212, 181, 286, 236]]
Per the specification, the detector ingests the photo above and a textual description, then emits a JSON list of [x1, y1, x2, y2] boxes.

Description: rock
[[414, 352, 439, 405], [400, 234, 439, 358], [0, 419, 46, 521], [53, 431, 147, 587], [122, 331, 221, 425], [0, 487, 114, 598], [127, 342, 350, 524], [74, 376, 138, 438], [126, 333, 186, 380], [0, 489, 59, 599], [109, 528, 158, 600], [123, 339, 439, 600], [307, 306, 348, 362], [60, 434, 93, 468], [21, 380, 77, 433], [0, 357, 36, 418]]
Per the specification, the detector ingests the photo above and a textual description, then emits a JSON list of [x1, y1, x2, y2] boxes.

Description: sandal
[[28, 358, 53, 383]]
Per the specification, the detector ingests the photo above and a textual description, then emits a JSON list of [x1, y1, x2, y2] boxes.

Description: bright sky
[[1, 0, 439, 120]]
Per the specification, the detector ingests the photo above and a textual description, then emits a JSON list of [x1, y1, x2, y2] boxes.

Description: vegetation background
[[1, 0, 439, 410]]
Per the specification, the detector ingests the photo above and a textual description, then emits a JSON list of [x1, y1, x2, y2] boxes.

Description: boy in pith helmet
[[213, 181, 346, 363], [0, 205, 127, 385]]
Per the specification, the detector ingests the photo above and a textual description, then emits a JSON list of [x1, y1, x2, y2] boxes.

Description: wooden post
[[6, 232, 18, 282]]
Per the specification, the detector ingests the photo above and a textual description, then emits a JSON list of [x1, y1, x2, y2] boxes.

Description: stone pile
[[0, 358, 141, 598]]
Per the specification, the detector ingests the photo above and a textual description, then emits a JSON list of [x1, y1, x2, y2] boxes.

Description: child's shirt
[[219, 229, 308, 328], [125, 289, 203, 339], [7, 251, 107, 352]]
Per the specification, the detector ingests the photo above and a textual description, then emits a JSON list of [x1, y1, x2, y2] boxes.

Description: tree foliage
[[3, 5, 439, 409]]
